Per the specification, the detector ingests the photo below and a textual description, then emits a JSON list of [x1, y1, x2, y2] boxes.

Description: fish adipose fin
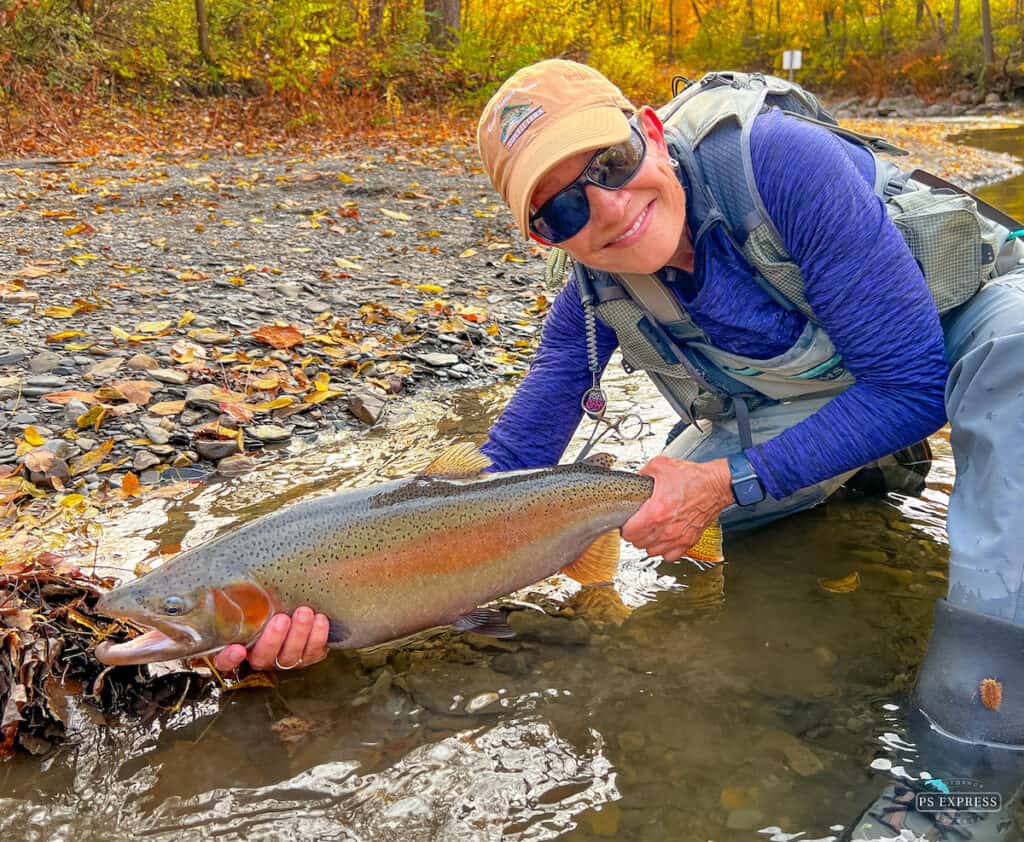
[[561, 529, 621, 585], [580, 452, 616, 469], [453, 607, 514, 638], [422, 443, 493, 478], [688, 522, 724, 564]]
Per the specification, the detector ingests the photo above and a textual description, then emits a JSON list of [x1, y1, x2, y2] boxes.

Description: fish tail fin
[[561, 529, 621, 585], [687, 521, 724, 564]]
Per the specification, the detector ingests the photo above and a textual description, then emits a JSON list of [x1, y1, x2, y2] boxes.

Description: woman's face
[[530, 108, 691, 274]]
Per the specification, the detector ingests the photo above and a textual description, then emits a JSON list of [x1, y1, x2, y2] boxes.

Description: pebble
[[464, 692, 500, 714], [127, 353, 159, 370], [249, 424, 291, 443], [133, 451, 162, 471], [76, 437, 96, 451], [140, 417, 171, 444], [216, 454, 256, 476], [11, 412, 38, 425], [191, 330, 232, 345], [139, 470, 161, 484], [0, 376, 19, 400], [148, 368, 189, 385], [0, 349, 29, 365], [29, 351, 63, 373], [64, 400, 89, 425], [25, 374, 65, 388], [195, 439, 238, 460], [348, 391, 387, 426], [417, 352, 459, 367]]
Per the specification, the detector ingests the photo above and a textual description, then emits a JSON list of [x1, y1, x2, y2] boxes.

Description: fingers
[[247, 613, 292, 671], [302, 614, 331, 665], [275, 606, 316, 669], [212, 643, 248, 673]]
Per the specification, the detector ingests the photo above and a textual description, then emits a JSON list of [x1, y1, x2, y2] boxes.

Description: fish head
[[94, 572, 275, 666]]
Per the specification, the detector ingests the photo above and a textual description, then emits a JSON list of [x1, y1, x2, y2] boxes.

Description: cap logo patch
[[500, 104, 545, 148]]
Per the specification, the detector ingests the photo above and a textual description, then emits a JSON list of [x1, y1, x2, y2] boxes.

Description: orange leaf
[[252, 325, 305, 349], [121, 472, 141, 497], [69, 438, 114, 477], [41, 390, 98, 405]]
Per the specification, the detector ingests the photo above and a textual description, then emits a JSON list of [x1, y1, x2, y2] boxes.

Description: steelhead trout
[[95, 444, 722, 665]]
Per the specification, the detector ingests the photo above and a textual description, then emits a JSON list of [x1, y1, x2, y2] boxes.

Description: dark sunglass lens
[[587, 130, 644, 188], [532, 184, 590, 243]]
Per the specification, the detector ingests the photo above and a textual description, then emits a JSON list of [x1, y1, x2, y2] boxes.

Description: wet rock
[[850, 549, 888, 564], [249, 424, 291, 443], [726, 808, 764, 830], [491, 652, 533, 676], [127, 353, 159, 371], [347, 390, 387, 426], [24, 374, 65, 396], [985, 92, 1002, 105], [351, 668, 394, 707], [782, 740, 825, 777], [507, 611, 591, 646], [133, 451, 162, 471], [195, 439, 238, 461], [215, 454, 256, 476], [76, 437, 96, 451], [11, 411, 39, 426], [180, 409, 205, 425], [140, 469, 162, 484], [172, 451, 195, 468], [306, 299, 331, 314], [29, 351, 63, 374], [464, 692, 500, 714], [148, 368, 189, 385]]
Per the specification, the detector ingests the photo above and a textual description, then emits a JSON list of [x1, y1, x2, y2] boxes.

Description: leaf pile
[[0, 554, 211, 759]]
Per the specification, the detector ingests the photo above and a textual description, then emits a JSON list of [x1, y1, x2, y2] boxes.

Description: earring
[[669, 158, 679, 169]]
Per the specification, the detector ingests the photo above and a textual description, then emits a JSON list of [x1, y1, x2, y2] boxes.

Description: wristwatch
[[727, 452, 765, 507]]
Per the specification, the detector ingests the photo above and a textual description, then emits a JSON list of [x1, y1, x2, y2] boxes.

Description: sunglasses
[[529, 126, 647, 244]]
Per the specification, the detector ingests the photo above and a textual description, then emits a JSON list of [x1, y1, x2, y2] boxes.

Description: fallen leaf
[[380, 209, 411, 221], [252, 325, 304, 349], [23, 427, 46, 447], [121, 472, 141, 497], [818, 571, 861, 594], [69, 439, 114, 477]]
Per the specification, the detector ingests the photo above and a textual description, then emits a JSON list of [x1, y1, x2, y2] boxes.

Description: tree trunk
[[689, 0, 703, 25], [195, 0, 213, 64], [441, 0, 460, 43], [368, 0, 384, 43], [952, 0, 960, 33], [980, 0, 994, 64]]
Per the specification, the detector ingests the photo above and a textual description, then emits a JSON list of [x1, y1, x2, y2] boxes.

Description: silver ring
[[274, 656, 301, 670]]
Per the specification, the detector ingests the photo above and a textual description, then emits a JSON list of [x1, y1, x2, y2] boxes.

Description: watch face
[[734, 477, 764, 507]]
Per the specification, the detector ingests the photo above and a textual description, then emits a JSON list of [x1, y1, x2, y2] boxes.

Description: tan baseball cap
[[477, 59, 635, 239]]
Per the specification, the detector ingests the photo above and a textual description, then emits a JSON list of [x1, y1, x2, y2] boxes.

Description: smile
[[609, 202, 652, 246]]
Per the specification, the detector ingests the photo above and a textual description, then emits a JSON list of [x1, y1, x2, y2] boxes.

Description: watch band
[[727, 452, 765, 507]]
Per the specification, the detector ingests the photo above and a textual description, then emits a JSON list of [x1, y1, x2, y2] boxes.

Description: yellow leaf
[[111, 326, 131, 341], [250, 396, 295, 411], [46, 330, 85, 342], [381, 209, 411, 221], [334, 257, 362, 270], [337, 173, 355, 183], [178, 310, 197, 327], [502, 252, 526, 263], [137, 320, 172, 333], [44, 305, 80, 318], [69, 439, 114, 477], [314, 372, 330, 392], [149, 400, 186, 416], [486, 324, 500, 336], [304, 389, 342, 405], [416, 284, 445, 294], [60, 494, 86, 508], [228, 276, 245, 286], [70, 253, 99, 267], [64, 342, 93, 351], [23, 426, 46, 446], [77, 405, 107, 431], [459, 248, 478, 258], [818, 571, 861, 594]]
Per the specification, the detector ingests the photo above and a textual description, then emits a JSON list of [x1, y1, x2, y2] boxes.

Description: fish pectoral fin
[[687, 521, 724, 564], [327, 618, 351, 644], [421, 442, 493, 478], [580, 452, 616, 469], [561, 529, 621, 585], [453, 608, 514, 638]]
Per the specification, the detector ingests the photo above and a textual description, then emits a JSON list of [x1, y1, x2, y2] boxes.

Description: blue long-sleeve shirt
[[482, 109, 950, 499]]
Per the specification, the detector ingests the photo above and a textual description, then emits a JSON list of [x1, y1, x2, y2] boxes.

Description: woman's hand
[[212, 606, 331, 673], [621, 456, 733, 561]]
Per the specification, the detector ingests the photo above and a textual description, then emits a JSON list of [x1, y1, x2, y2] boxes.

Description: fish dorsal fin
[[561, 529, 621, 585], [422, 443, 493, 478], [581, 452, 616, 469], [688, 522, 725, 564]]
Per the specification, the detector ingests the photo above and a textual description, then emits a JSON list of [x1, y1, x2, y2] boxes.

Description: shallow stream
[[2, 122, 1023, 842]]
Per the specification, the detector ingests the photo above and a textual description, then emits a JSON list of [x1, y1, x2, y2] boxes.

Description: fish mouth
[[94, 622, 216, 666]]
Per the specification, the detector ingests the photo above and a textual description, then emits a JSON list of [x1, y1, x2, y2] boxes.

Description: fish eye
[[162, 596, 188, 615]]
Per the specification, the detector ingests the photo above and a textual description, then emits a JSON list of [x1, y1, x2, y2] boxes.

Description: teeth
[[612, 205, 648, 244]]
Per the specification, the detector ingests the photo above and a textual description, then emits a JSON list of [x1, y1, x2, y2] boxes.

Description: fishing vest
[[547, 71, 1022, 427]]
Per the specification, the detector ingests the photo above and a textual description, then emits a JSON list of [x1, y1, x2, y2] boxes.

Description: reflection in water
[[0, 351, 981, 840]]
